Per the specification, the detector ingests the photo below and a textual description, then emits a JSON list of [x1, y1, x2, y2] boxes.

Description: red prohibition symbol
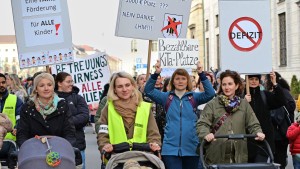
[[228, 17, 263, 52]]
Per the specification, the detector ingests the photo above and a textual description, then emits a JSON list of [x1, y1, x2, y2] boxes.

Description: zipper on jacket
[[179, 99, 183, 155]]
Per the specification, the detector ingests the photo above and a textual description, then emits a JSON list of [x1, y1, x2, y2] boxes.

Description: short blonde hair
[[107, 71, 142, 104], [31, 73, 55, 100]]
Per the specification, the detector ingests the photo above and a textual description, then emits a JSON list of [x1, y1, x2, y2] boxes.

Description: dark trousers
[[0, 141, 17, 169], [162, 155, 199, 169], [274, 140, 288, 169]]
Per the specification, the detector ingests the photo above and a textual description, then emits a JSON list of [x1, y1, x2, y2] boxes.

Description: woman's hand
[[149, 142, 161, 152], [154, 60, 162, 74], [270, 70, 277, 86], [102, 143, 113, 153], [255, 132, 265, 141], [196, 61, 203, 74], [244, 94, 251, 103], [204, 133, 215, 142]]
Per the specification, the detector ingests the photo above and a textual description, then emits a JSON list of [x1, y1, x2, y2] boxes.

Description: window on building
[[205, 20, 209, 31], [5, 57, 8, 62], [279, 13, 287, 66], [190, 27, 196, 39], [131, 39, 137, 52], [151, 41, 157, 52], [5, 49, 8, 52], [278, 0, 285, 3], [13, 57, 16, 63], [206, 38, 210, 67], [13, 49, 16, 52], [216, 34, 220, 69], [215, 15, 219, 28]]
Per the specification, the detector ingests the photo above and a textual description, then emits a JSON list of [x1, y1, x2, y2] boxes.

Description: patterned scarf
[[34, 94, 60, 117], [219, 95, 241, 113]]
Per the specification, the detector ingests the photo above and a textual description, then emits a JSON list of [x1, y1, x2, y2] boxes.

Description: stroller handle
[[200, 134, 274, 169]]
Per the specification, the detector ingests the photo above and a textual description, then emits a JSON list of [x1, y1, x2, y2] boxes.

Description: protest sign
[[12, 0, 73, 69], [158, 38, 199, 68], [219, 0, 272, 74], [52, 52, 111, 104], [115, 0, 192, 40]]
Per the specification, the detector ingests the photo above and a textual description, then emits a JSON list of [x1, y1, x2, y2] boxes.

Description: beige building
[[0, 35, 44, 78], [203, 0, 300, 82]]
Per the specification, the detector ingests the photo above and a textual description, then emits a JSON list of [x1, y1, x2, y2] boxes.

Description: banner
[[52, 52, 111, 104]]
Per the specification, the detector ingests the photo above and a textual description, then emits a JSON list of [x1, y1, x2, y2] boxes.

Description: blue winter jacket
[[144, 73, 215, 156]]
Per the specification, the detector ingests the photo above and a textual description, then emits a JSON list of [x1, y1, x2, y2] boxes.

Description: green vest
[[108, 100, 151, 145], [3, 94, 17, 141]]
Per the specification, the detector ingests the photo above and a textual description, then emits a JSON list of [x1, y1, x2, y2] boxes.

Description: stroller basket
[[18, 136, 75, 169], [200, 134, 280, 169]]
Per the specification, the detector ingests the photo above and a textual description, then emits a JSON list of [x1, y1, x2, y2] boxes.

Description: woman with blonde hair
[[8, 74, 28, 102], [17, 73, 76, 147], [97, 71, 161, 154]]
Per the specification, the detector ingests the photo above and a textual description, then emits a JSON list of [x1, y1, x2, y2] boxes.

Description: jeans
[[293, 155, 300, 169], [162, 155, 199, 169], [0, 141, 17, 169], [81, 150, 85, 169]]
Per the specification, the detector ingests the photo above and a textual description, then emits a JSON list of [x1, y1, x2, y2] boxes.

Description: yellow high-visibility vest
[[3, 94, 17, 141], [108, 100, 151, 145]]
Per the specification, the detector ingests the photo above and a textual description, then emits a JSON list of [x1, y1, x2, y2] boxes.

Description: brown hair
[[54, 72, 71, 91], [217, 70, 244, 97], [169, 69, 192, 91]]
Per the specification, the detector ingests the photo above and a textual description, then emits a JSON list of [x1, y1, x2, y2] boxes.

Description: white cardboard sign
[[51, 52, 111, 104], [115, 0, 192, 40], [12, 0, 73, 69], [158, 38, 199, 68], [219, 0, 272, 74]]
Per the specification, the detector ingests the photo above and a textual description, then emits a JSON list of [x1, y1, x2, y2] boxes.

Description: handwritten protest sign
[[12, 0, 73, 69], [115, 0, 192, 40], [52, 52, 111, 104], [158, 38, 199, 68]]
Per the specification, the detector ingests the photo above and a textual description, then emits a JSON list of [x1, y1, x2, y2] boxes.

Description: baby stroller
[[200, 134, 280, 169], [18, 136, 80, 169], [101, 142, 165, 169]]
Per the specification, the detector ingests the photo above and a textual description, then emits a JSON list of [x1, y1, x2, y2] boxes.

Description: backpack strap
[[188, 95, 197, 112], [165, 94, 174, 112]]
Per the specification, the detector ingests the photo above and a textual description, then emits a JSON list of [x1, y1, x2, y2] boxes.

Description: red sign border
[[228, 17, 263, 52]]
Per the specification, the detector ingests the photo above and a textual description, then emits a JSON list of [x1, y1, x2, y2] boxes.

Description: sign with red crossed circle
[[228, 17, 263, 52]]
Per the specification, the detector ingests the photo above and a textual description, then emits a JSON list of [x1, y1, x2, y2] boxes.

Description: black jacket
[[17, 99, 76, 147], [56, 86, 89, 150], [247, 85, 285, 158]]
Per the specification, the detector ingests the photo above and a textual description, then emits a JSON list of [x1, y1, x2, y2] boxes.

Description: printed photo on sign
[[228, 17, 263, 52], [23, 16, 64, 47], [161, 14, 183, 38], [21, 0, 61, 17], [19, 48, 73, 69]]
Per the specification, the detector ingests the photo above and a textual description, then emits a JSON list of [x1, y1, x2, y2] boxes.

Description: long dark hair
[[54, 72, 71, 91], [265, 71, 290, 91]]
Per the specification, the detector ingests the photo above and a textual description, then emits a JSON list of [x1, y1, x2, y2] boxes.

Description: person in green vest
[[0, 73, 23, 169], [97, 71, 161, 154]]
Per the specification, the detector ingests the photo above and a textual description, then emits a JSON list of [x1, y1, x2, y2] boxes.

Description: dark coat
[[56, 86, 89, 151], [16, 99, 76, 147], [247, 85, 285, 159]]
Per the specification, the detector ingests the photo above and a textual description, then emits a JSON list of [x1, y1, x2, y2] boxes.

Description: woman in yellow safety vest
[[97, 71, 161, 153]]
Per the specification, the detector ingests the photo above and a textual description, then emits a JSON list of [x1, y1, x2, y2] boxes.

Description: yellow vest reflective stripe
[[108, 100, 151, 145], [3, 94, 17, 141]]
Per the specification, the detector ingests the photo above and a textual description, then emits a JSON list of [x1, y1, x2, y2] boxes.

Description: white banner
[[158, 38, 199, 68], [51, 52, 111, 104]]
